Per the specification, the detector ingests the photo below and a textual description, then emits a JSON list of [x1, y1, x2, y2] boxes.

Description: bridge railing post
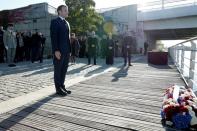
[[180, 44, 184, 74], [176, 47, 180, 69], [188, 40, 196, 88], [173, 46, 177, 66], [169, 47, 176, 64], [169, 37, 197, 92]]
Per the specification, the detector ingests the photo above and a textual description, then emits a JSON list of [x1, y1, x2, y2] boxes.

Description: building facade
[[0, 3, 57, 57], [99, 5, 143, 53]]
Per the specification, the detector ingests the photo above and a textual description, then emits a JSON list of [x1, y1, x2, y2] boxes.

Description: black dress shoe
[[61, 86, 72, 94], [56, 91, 67, 96], [8, 64, 16, 67]]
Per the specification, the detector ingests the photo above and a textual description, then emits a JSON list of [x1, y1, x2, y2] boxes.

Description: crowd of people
[[69, 30, 149, 66], [0, 25, 149, 68], [0, 24, 46, 67]]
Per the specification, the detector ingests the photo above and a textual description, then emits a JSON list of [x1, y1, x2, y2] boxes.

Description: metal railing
[[138, 0, 197, 11], [169, 37, 197, 92]]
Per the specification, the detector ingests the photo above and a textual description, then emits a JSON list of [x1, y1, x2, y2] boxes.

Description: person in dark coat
[[144, 41, 149, 55], [106, 33, 114, 65], [87, 31, 98, 65], [50, 5, 71, 96], [15, 32, 24, 62], [40, 33, 46, 63], [70, 33, 80, 64], [23, 31, 32, 61], [31, 31, 42, 63], [122, 35, 133, 66], [100, 35, 108, 59], [78, 36, 86, 58], [0, 26, 5, 63]]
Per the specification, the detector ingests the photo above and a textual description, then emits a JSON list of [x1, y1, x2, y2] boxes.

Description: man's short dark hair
[[57, 5, 68, 14]]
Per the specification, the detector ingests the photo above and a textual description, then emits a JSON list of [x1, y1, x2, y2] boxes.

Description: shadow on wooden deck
[[0, 56, 185, 131]]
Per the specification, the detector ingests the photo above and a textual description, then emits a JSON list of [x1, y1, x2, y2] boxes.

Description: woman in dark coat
[[78, 36, 86, 58], [31, 32, 42, 63], [106, 33, 114, 65], [70, 33, 80, 64]]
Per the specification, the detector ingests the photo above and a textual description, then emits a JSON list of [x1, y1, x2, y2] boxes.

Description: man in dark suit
[[144, 41, 149, 55], [0, 26, 5, 63], [122, 34, 133, 66], [50, 5, 71, 96]]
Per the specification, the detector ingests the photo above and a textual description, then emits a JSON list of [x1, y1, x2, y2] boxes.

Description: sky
[[0, 0, 146, 10]]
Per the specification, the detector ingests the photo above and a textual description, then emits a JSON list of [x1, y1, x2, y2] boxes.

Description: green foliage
[[65, 0, 104, 35]]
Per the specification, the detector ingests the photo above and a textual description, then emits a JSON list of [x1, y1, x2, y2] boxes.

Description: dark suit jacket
[[50, 17, 71, 55], [122, 36, 133, 53]]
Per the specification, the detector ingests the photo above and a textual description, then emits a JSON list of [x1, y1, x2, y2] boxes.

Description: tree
[[65, 0, 104, 35]]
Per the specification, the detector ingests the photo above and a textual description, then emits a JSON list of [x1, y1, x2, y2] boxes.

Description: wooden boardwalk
[[0, 57, 184, 131]]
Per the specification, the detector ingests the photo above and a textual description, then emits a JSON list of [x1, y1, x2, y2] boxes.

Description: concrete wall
[[14, 14, 56, 57], [102, 5, 137, 34], [7, 3, 57, 57], [142, 16, 197, 31], [101, 5, 139, 53], [137, 5, 197, 21]]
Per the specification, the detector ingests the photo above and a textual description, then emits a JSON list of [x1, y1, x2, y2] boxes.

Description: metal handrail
[[138, 0, 197, 11], [169, 37, 197, 92], [171, 36, 197, 47]]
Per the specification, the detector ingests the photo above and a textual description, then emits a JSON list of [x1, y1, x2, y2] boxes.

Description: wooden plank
[[21, 102, 164, 131], [9, 107, 133, 131], [0, 112, 100, 131], [0, 118, 40, 131], [0, 58, 185, 131], [35, 98, 161, 124]]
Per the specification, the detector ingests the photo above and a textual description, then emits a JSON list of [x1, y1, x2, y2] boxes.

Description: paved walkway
[[0, 56, 185, 130], [0, 58, 125, 103]]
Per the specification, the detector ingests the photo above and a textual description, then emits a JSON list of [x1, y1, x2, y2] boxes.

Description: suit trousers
[[0, 44, 5, 62], [53, 54, 69, 92], [88, 55, 96, 65], [123, 50, 131, 65], [7, 48, 16, 63]]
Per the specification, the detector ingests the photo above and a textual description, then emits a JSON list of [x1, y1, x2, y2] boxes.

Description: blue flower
[[172, 113, 192, 129], [161, 110, 165, 119]]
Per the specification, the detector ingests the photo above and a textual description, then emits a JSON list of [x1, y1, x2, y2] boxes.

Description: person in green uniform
[[87, 31, 98, 65], [100, 35, 107, 58]]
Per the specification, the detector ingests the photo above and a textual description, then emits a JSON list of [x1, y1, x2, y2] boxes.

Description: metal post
[[174, 47, 177, 66], [188, 41, 196, 88], [176, 48, 180, 68], [180, 45, 185, 74]]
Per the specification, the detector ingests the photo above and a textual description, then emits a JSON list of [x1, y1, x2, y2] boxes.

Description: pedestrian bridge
[[137, 0, 197, 50], [1, 36, 197, 130]]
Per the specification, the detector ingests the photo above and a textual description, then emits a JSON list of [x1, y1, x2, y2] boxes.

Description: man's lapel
[[57, 17, 70, 38], [65, 20, 70, 39]]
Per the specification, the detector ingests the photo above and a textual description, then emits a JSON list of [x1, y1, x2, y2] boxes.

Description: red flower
[[179, 106, 188, 113]]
